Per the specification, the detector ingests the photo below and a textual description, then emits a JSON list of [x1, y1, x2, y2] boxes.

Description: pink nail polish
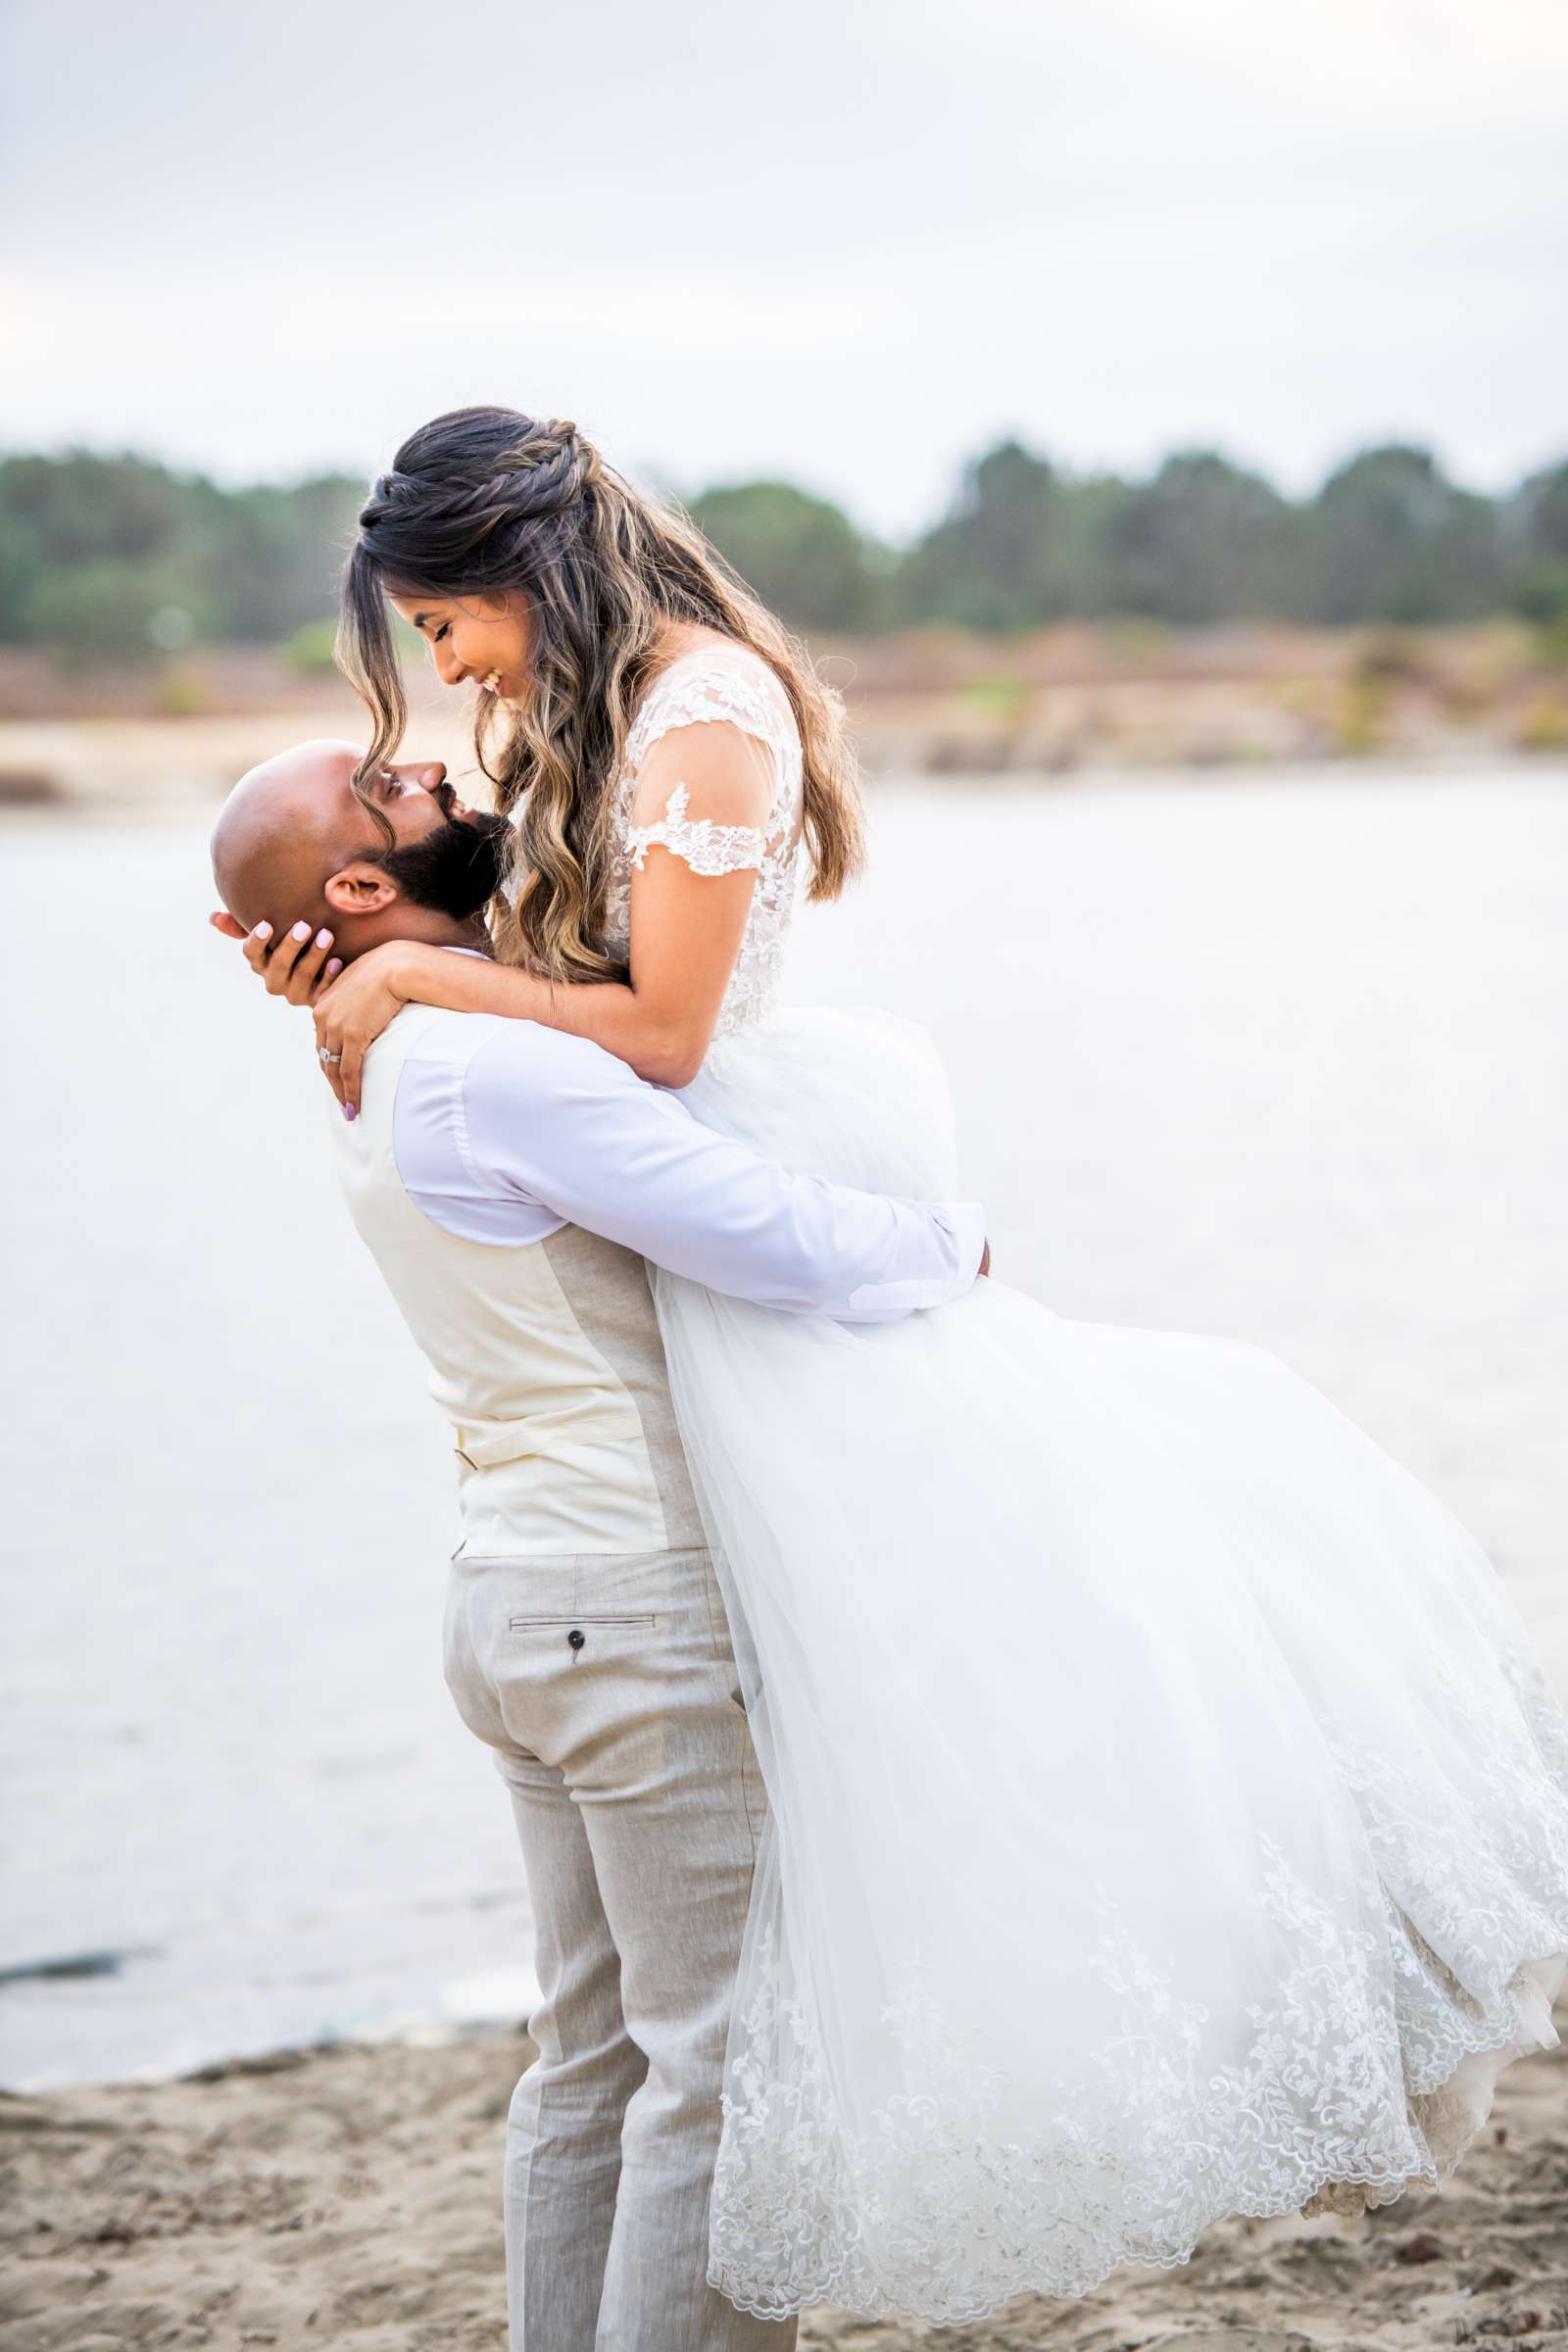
[[291, 921, 312, 942], [325, 958, 343, 978], [254, 921, 272, 942], [342, 1102, 357, 1122], [316, 929, 332, 949]]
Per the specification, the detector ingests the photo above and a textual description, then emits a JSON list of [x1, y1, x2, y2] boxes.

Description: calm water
[[3, 769, 1565, 2087]]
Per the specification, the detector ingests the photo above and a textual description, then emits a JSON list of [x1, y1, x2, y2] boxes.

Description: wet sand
[[3, 1999, 1564, 2352]]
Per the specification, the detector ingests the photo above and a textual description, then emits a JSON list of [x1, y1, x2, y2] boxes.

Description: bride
[[221, 407, 1568, 2325]]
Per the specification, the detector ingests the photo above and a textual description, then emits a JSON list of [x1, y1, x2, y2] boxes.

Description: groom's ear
[[323, 861, 400, 915]]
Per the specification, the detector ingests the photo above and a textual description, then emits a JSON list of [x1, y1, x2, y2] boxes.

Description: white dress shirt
[[390, 1011, 985, 1323]]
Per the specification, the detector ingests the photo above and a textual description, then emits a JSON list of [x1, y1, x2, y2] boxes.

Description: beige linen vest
[[328, 1004, 705, 1559]]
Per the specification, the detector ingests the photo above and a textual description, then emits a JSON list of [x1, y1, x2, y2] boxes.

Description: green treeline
[[693, 446, 1568, 634], [3, 440, 1566, 662]]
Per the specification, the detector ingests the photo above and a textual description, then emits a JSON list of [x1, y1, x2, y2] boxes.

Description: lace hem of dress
[[625, 783, 769, 879], [710, 1918, 1567, 2326], [707, 1664, 1568, 2326]]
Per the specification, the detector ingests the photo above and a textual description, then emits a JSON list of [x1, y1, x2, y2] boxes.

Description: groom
[[212, 743, 987, 2352]]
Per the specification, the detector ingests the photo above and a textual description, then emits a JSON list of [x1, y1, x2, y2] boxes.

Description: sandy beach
[[3, 1998, 1565, 2352]]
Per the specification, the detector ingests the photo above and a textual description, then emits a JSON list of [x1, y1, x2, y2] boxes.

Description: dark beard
[[375, 808, 512, 920]]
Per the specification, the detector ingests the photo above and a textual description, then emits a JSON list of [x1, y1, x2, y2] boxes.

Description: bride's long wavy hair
[[337, 407, 865, 983]]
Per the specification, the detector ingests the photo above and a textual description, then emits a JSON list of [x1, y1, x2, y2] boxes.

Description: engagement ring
[[318, 1047, 341, 1064]]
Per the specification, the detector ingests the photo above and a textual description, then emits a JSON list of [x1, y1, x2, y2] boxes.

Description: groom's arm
[[395, 1015, 986, 1322]]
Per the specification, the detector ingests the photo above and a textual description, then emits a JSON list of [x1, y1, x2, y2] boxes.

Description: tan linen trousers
[[444, 1542, 797, 2352]]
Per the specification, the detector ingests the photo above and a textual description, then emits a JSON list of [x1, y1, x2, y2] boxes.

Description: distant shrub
[[1355, 630, 1435, 688], [1105, 617, 1172, 662], [960, 676, 1031, 724], [151, 665, 213, 717], [1334, 673, 1386, 756], [1515, 693, 1568, 753], [282, 617, 340, 676], [1534, 615, 1568, 668]]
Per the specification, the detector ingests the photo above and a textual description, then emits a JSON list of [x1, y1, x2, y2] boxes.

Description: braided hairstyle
[[338, 406, 864, 985]]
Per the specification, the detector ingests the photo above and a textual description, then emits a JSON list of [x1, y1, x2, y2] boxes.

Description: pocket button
[[567, 1629, 586, 1651]]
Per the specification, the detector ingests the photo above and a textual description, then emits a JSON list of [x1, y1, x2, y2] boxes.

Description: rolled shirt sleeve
[[409, 1014, 984, 1322]]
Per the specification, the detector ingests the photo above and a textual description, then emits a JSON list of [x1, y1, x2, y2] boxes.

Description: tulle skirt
[[658, 1005, 1568, 2326]]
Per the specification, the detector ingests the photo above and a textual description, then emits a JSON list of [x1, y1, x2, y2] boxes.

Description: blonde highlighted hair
[[337, 407, 865, 982]]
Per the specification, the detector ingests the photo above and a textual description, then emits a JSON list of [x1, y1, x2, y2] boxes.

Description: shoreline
[[4, 620, 1568, 822], [3, 1996, 1564, 2351], [0, 2004, 533, 2104]]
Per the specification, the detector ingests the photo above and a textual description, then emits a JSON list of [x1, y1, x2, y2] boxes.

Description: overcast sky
[[4, 0, 1564, 536]]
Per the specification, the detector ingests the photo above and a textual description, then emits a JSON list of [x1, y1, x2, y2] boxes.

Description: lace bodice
[[602, 646, 805, 1042]]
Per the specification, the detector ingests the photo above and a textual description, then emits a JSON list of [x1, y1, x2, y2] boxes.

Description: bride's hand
[[312, 943, 412, 1117], [210, 910, 343, 1005]]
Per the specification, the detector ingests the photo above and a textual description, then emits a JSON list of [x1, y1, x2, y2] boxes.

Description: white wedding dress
[[604, 645, 1568, 2326]]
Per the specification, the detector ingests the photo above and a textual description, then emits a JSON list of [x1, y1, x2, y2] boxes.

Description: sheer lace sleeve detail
[[625, 781, 769, 879], [621, 659, 794, 883], [603, 648, 807, 1042]]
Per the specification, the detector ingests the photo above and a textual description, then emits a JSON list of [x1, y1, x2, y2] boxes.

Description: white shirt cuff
[[846, 1200, 987, 1316], [949, 1200, 988, 1290]]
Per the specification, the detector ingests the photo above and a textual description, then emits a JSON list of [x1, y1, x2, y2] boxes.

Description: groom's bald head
[[213, 741, 373, 933]]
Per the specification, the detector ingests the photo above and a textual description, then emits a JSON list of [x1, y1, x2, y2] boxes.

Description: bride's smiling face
[[389, 589, 532, 704]]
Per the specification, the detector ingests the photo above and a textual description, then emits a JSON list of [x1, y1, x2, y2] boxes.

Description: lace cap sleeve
[[621, 657, 794, 881]]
